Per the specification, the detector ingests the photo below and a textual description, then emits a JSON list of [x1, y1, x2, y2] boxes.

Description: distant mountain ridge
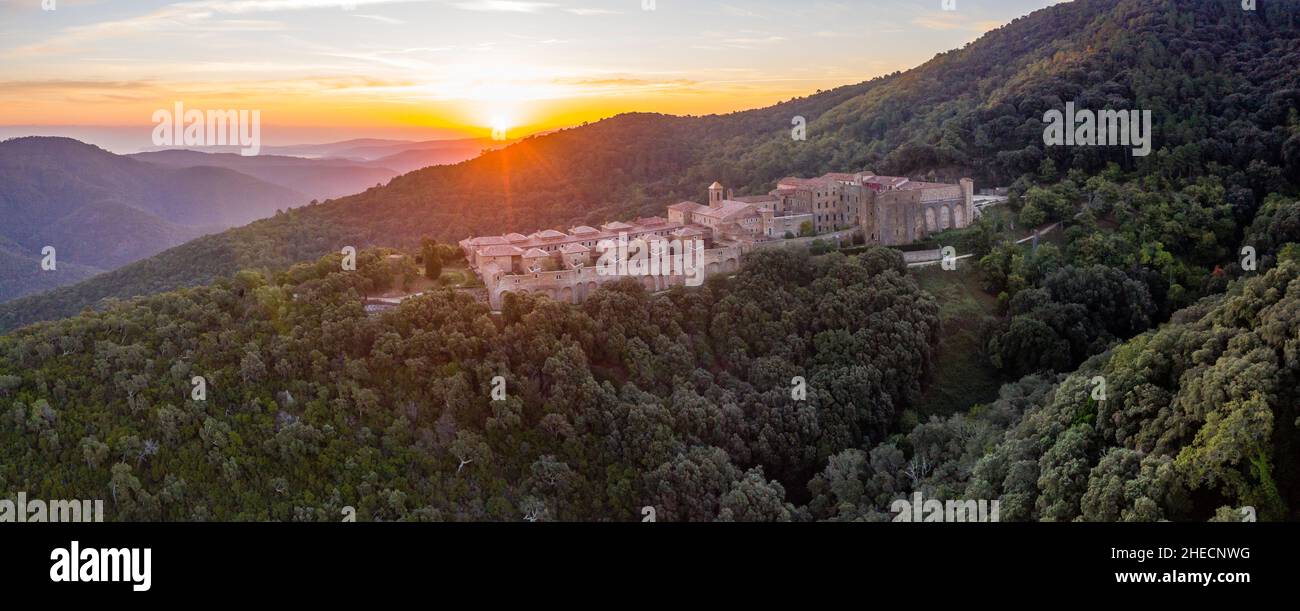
[[255, 136, 518, 174], [175, 136, 511, 164], [126, 149, 400, 202], [0, 132, 510, 302], [0, 136, 309, 301]]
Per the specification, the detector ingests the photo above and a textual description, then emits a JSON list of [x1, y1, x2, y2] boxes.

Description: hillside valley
[[2, 0, 1296, 331]]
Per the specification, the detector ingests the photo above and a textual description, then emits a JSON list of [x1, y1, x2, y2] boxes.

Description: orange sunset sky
[[0, 0, 1065, 150]]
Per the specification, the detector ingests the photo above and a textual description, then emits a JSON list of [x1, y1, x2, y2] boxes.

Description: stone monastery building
[[460, 171, 975, 309]]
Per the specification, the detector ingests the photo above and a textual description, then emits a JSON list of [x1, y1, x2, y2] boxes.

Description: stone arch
[[587, 281, 599, 298], [925, 207, 937, 233], [724, 258, 738, 273], [707, 262, 720, 276], [560, 286, 573, 303], [939, 205, 952, 230], [913, 210, 925, 238], [954, 204, 966, 228]]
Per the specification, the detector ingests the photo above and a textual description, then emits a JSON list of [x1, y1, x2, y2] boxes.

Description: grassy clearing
[[437, 268, 470, 287], [908, 261, 1004, 419]]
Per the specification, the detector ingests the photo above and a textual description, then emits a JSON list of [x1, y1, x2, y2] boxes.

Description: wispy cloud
[[4, 0, 436, 57], [450, 0, 556, 12], [353, 14, 406, 24], [718, 35, 786, 49], [912, 13, 1004, 33], [565, 7, 620, 16], [718, 4, 761, 18], [0, 79, 159, 95], [177, 0, 427, 12]]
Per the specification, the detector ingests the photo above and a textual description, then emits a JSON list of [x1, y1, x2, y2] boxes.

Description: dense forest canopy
[[0, 248, 941, 520], [2, 234, 1296, 521]]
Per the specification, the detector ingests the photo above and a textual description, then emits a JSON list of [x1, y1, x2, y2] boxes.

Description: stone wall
[[488, 245, 743, 309], [766, 213, 813, 238], [754, 228, 861, 252], [919, 185, 962, 202]]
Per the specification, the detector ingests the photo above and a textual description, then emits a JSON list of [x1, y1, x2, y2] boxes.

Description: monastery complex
[[459, 171, 975, 309]]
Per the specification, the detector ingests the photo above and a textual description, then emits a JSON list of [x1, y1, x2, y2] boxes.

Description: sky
[[0, 0, 1066, 151]]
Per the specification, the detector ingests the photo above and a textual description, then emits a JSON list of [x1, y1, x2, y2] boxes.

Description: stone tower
[[708, 181, 724, 208], [959, 178, 975, 226]]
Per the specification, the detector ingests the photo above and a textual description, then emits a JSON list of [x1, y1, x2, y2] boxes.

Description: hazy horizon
[[0, 123, 498, 154]]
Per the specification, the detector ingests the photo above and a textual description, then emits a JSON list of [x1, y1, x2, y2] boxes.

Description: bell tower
[[708, 181, 724, 208]]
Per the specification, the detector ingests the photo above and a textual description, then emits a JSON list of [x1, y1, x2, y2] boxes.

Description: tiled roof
[[863, 176, 909, 189], [561, 243, 590, 253], [523, 248, 550, 258], [695, 200, 756, 220], [898, 181, 954, 191], [535, 229, 567, 240], [822, 173, 859, 181], [602, 221, 634, 231], [470, 236, 509, 246], [570, 225, 599, 235], [504, 233, 529, 243], [781, 176, 842, 190], [480, 245, 524, 257], [668, 201, 705, 212]]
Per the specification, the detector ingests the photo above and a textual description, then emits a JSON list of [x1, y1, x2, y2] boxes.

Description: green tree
[[421, 239, 442, 281]]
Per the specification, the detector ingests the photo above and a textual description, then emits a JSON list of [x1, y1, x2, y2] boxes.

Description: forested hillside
[[845, 251, 1300, 522], [0, 137, 307, 300], [2, 240, 1295, 521], [8, 0, 1297, 331], [0, 245, 102, 302], [0, 248, 939, 520]]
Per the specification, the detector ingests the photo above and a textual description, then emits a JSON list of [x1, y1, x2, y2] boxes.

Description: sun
[[490, 115, 512, 141]]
